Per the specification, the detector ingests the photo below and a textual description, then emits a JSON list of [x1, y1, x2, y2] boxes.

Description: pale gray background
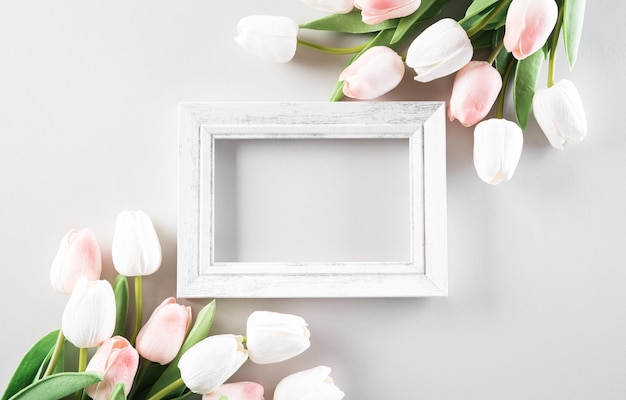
[[1, 1, 624, 399]]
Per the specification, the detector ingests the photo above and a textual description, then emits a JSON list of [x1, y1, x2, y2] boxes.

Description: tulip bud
[[235, 15, 299, 63], [300, 0, 353, 14], [246, 311, 310, 364], [504, 0, 558, 60], [354, 0, 421, 25], [178, 334, 248, 395], [406, 18, 473, 82], [473, 118, 523, 185], [202, 382, 265, 400], [449, 61, 503, 127], [85, 336, 139, 400], [274, 366, 345, 400], [136, 297, 192, 365], [50, 228, 102, 294], [61, 278, 116, 348], [112, 210, 162, 277], [339, 46, 405, 100], [532, 79, 587, 150]]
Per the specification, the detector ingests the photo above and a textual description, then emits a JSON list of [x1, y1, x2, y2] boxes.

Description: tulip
[[202, 382, 265, 400], [135, 297, 192, 365], [235, 15, 299, 63], [85, 336, 139, 400], [449, 61, 502, 127], [112, 210, 162, 277], [504, 0, 558, 60], [339, 46, 405, 100], [300, 0, 354, 14], [61, 278, 116, 348], [532, 79, 587, 150], [178, 334, 248, 395], [49, 228, 102, 294], [406, 18, 473, 82], [354, 0, 421, 25], [473, 118, 523, 185], [246, 311, 311, 364], [274, 366, 345, 400]]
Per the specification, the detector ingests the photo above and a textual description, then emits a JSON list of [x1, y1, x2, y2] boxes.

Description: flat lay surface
[[1, 1, 625, 398]]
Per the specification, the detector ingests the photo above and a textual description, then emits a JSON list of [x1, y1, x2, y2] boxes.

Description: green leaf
[[2, 330, 60, 400], [329, 28, 397, 101], [7, 372, 102, 400], [514, 49, 545, 130], [460, 0, 500, 23], [113, 274, 129, 337], [563, 0, 586, 69], [146, 300, 217, 399], [109, 383, 126, 400], [300, 9, 398, 33], [390, 0, 448, 44]]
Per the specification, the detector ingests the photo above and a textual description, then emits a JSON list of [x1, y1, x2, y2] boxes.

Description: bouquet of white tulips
[[235, 0, 587, 185], [2, 211, 344, 400]]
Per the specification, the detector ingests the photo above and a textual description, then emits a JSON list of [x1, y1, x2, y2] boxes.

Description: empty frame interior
[[178, 102, 447, 298], [213, 138, 411, 263]]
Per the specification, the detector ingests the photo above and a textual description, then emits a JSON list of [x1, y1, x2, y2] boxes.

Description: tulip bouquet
[[235, 0, 587, 184], [2, 211, 344, 400]]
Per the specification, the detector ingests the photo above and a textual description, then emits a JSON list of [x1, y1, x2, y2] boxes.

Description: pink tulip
[[50, 228, 102, 294], [504, 0, 558, 60], [355, 0, 421, 25], [85, 336, 139, 400], [203, 382, 265, 400], [136, 297, 192, 365], [449, 61, 502, 127], [339, 46, 405, 100]]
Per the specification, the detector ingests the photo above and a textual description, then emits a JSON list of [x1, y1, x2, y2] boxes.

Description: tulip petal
[[355, 0, 421, 25], [449, 61, 502, 127], [504, 0, 558, 60], [339, 46, 404, 99], [532, 79, 587, 149], [274, 366, 345, 400], [112, 210, 162, 276], [473, 119, 523, 185], [246, 311, 311, 364], [179, 335, 248, 395], [61, 278, 116, 348], [406, 18, 473, 82], [235, 16, 299, 63], [300, 0, 354, 14]]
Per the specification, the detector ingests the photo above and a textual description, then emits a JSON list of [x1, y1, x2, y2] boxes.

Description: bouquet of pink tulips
[[2, 211, 344, 400], [235, 0, 587, 185]]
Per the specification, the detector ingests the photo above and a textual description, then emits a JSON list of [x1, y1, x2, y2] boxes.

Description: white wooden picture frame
[[177, 102, 447, 298]]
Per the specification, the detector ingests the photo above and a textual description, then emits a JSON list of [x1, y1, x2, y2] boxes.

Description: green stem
[[547, 5, 564, 87], [486, 40, 505, 65], [465, 0, 513, 38], [131, 275, 143, 346], [297, 38, 369, 55], [42, 330, 65, 378], [496, 55, 517, 119], [145, 377, 185, 400], [74, 348, 89, 400]]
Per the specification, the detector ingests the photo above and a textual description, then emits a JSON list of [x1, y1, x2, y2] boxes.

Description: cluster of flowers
[[235, 0, 587, 185], [2, 210, 344, 400]]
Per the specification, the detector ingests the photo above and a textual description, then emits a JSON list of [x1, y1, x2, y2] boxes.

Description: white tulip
[[473, 118, 523, 185], [112, 210, 162, 277], [61, 278, 116, 348], [274, 366, 345, 400], [300, 0, 354, 14], [235, 15, 299, 63], [406, 18, 473, 82], [178, 334, 248, 395], [246, 311, 311, 364], [533, 79, 587, 150]]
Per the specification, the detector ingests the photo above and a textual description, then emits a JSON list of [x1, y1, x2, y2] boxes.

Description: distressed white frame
[[178, 102, 447, 298]]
